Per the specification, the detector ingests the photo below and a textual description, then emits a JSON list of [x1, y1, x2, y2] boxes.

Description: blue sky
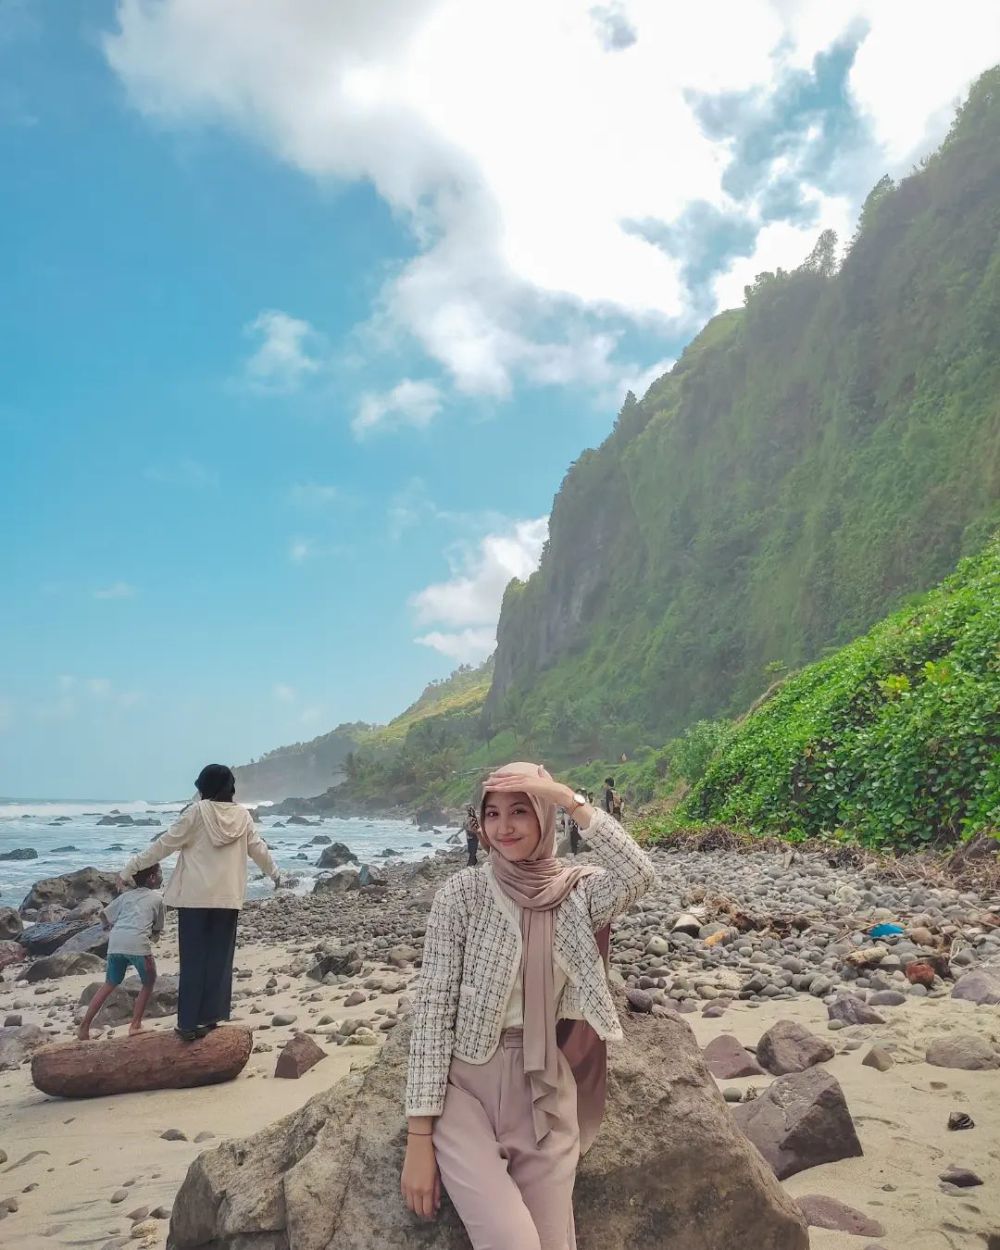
[[2, 1, 997, 797]]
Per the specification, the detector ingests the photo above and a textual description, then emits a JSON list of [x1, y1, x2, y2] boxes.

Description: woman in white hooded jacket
[[120, 763, 280, 1040]]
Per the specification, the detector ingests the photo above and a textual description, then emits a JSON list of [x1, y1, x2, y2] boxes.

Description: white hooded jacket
[[122, 800, 278, 911]]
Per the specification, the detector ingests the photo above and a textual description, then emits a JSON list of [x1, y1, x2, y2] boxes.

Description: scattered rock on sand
[[861, 1046, 894, 1072], [925, 1034, 1000, 1071], [0, 941, 27, 971], [939, 1166, 983, 1187], [0, 1024, 47, 1071], [703, 1034, 765, 1079], [951, 965, 1000, 1005], [756, 1020, 834, 1075], [797, 1194, 885, 1237], [826, 993, 886, 1026], [731, 1067, 863, 1180], [161, 1129, 188, 1141], [169, 997, 808, 1250], [20, 868, 119, 916], [275, 1033, 326, 1079]]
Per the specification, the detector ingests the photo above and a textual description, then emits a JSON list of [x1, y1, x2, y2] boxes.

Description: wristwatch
[[567, 792, 587, 816]]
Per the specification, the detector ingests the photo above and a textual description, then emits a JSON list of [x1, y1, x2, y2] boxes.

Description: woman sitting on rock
[[401, 761, 656, 1248], [119, 764, 281, 1041]]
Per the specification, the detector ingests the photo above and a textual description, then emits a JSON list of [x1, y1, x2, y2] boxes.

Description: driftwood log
[[31, 1025, 253, 1099]]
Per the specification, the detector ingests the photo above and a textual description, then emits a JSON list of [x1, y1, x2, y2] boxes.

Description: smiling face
[[481, 790, 542, 863]]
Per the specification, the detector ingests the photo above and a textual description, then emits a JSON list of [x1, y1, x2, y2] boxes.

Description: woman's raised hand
[[401, 1135, 441, 1220], [483, 764, 571, 809]]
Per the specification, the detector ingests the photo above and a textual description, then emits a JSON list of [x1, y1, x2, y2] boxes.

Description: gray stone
[[926, 1034, 1000, 1071], [756, 1020, 834, 1075], [703, 1034, 765, 1079]]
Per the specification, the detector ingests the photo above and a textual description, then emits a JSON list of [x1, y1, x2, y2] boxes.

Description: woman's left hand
[[482, 764, 572, 809]]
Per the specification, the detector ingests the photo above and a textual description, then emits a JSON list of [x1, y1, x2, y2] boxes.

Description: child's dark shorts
[[106, 954, 157, 987]]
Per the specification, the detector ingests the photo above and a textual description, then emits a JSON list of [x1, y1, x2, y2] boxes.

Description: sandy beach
[[2, 844, 999, 1250]]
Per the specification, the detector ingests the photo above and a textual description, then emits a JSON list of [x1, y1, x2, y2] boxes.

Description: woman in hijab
[[119, 764, 282, 1041], [401, 762, 656, 1248]]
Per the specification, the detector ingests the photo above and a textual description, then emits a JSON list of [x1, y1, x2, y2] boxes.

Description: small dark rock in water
[[939, 1166, 982, 1187], [796, 1195, 884, 1238], [160, 1129, 188, 1142], [0, 848, 37, 861], [947, 1111, 975, 1130], [50, 845, 79, 854]]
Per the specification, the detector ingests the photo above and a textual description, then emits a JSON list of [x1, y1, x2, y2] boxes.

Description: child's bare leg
[[78, 984, 115, 1040], [129, 982, 155, 1034]]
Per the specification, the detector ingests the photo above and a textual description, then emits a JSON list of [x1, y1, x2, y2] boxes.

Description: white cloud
[[411, 516, 548, 661], [288, 538, 312, 564], [353, 378, 443, 437], [243, 309, 321, 392], [416, 626, 499, 664], [144, 459, 218, 488], [289, 481, 341, 509], [93, 581, 136, 600], [104, 1, 1000, 399], [273, 683, 297, 703]]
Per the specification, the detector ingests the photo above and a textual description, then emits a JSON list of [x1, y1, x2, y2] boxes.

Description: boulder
[[951, 966, 1000, 1006], [756, 1021, 834, 1076], [925, 1034, 1000, 1071], [309, 835, 332, 846], [358, 863, 387, 887], [0, 1023, 48, 1071], [169, 1001, 808, 1250], [18, 917, 92, 956], [826, 993, 885, 1026], [31, 1025, 252, 1098], [275, 1033, 326, 1079], [79, 974, 179, 1023], [313, 867, 361, 894], [0, 908, 24, 940], [55, 922, 109, 958], [24, 952, 105, 983], [0, 940, 28, 971], [316, 842, 359, 870], [287, 815, 317, 827], [0, 847, 37, 861], [731, 1067, 863, 1180], [19, 867, 119, 917], [97, 814, 135, 826], [703, 1034, 765, 1079]]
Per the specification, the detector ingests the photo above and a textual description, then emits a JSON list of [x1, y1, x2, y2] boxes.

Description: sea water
[[0, 799, 457, 911]]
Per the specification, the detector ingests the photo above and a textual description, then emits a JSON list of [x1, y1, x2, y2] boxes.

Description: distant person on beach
[[464, 805, 481, 867], [118, 764, 281, 1042], [603, 777, 623, 821], [78, 864, 164, 1040], [401, 761, 656, 1245]]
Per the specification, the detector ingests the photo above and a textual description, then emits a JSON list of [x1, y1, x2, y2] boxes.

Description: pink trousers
[[433, 1029, 580, 1250]]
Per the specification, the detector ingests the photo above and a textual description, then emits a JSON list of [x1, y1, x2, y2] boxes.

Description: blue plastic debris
[[869, 922, 905, 938]]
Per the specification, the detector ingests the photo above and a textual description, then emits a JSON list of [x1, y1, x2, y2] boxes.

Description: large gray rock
[[169, 1001, 808, 1250], [925, 1034, 1000, 1071], [0, 1024, 47, 1071], [24, 952, 106, 983], [703, 1034, 764, 1078], [18, 917, 92, 956], [0, 907, 23, 940], [306, 945, 363, 981], [19, 867, 119, 917], [78, 975, 179, 1023], [313, 866, 361, 894], [731, 1067, 863, 1180], [826, 993, 885, 1026], [756, 1020, 835, 1076], [56, 922, 109, 958], [316, 842, 359, 869], [951, 966, 1000, 1006]]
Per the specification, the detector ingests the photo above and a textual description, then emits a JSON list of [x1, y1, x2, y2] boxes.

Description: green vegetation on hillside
[[681, 535, 1000, 849], [486, 68, 1000, 765]]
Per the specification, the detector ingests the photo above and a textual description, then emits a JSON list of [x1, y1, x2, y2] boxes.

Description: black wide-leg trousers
[[176, 907, 239, 1031]]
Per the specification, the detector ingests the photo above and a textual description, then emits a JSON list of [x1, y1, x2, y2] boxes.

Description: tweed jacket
[[405, 807, 657, 1117]]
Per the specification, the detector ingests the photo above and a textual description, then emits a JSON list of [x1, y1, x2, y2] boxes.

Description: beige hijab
[[479, 763, 607, 1147]]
